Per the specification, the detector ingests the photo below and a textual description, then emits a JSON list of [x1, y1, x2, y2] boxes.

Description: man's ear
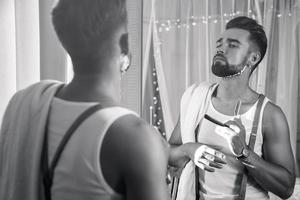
[[119, 33, 129, 55], [249, 52, 261, 67]]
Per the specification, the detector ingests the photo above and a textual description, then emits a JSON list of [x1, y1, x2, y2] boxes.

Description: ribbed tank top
[[197, 96, 270, 200], [47, 97, 137, 200]]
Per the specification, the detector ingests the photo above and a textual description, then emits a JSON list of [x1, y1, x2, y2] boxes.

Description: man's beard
[[211, 54, 248, 78]]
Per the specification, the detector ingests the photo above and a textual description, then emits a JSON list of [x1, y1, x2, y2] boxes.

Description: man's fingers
[[195, 162, 205, 170], [196, 156, 225, 171], [215, 151, 226, 161], [195, 160, 215, 172], [205, 166, 215, 172], [203, 153, 215, 161], [209, 161, 223, 169], [204, 146, 226, 161], [213, 155, 227, 164], [194, 145, 227, 171]]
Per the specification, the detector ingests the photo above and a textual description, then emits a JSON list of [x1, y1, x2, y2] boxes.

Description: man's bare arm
[[101, 114, 170, 200], [240, 103, 295, 199], [168, 116, 226, 172]]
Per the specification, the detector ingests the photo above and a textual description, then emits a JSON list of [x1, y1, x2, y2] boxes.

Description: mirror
[[141, 0, 300, 147]]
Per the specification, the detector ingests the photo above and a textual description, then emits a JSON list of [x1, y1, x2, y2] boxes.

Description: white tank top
[[47, 97, 137, 200], [197, 96, 270, 200]]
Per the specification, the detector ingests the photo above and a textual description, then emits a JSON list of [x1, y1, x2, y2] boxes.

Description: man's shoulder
[[263, 100, 285, 120], [109, 114, 165, 146], [262, 100, 288, 135], [104, 114, 168, 170]]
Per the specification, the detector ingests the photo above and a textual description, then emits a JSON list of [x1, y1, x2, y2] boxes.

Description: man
[[169, 16, 295, 200], [0, 1, 170, 200]]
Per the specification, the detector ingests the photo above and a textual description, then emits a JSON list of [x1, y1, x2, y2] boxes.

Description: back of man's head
[[226, 16, 267, 71], [52, 0, 127, 60]]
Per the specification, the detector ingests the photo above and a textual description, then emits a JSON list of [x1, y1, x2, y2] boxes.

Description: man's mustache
[[213, 53, 227, 61]]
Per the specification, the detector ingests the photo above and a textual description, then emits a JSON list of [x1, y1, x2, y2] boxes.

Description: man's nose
[[216, 48, 224, 54]]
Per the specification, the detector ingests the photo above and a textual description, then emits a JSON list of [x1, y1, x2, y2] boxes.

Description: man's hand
[[193, 144, 227, 172], [215, 117, 247, 157]]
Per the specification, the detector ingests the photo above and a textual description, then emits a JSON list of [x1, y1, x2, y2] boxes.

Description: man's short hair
[[226, 16, 267, 71], [52, 0, 127, 59]]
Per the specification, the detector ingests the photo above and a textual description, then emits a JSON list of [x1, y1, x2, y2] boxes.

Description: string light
[[150, 64, 166, 139], [155, 9, 290, 33]]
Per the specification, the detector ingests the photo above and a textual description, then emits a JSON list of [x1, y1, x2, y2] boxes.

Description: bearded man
[[168, 16, 295, 200]]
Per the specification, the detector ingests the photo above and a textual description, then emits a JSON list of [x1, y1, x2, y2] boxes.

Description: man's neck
[[57, 73, 120, 105], [216, 77, 251, 102]]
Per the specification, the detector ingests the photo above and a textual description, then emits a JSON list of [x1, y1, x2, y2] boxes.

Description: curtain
[[0, 0, 68, 124], [143, 0, 300, 198]]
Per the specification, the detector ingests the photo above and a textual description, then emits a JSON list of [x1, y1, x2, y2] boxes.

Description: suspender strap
[[194, 124, 205, 200], [42, 104, 103, 200], [237, 95, 265, 200], [171, 177, 179, 200]]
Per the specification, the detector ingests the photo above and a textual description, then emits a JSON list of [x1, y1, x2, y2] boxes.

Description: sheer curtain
[[143, 0, 300, 179], [0, 0, 69, 124]]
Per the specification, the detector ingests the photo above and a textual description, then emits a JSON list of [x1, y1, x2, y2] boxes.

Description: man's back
[[48, 97, 170, 200]]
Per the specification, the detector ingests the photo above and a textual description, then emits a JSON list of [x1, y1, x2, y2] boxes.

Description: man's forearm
[[168, 143, 200, 168], [241, 150, 295, 199]]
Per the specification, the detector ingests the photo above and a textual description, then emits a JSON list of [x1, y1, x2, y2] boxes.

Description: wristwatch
[[236, 147, 250, 160]]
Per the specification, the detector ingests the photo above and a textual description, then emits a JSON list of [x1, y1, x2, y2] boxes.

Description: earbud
[[120, 54, 131, 74]]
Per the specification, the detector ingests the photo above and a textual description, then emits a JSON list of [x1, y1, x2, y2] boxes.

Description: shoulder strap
[[42, 104, 103, 200], [194, 123, 204, 200], [237, 94, 265, 200]]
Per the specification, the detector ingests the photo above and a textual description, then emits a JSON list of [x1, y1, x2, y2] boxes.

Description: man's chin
[[212, 65, 237, 77], [213, 58, 227, 66]]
